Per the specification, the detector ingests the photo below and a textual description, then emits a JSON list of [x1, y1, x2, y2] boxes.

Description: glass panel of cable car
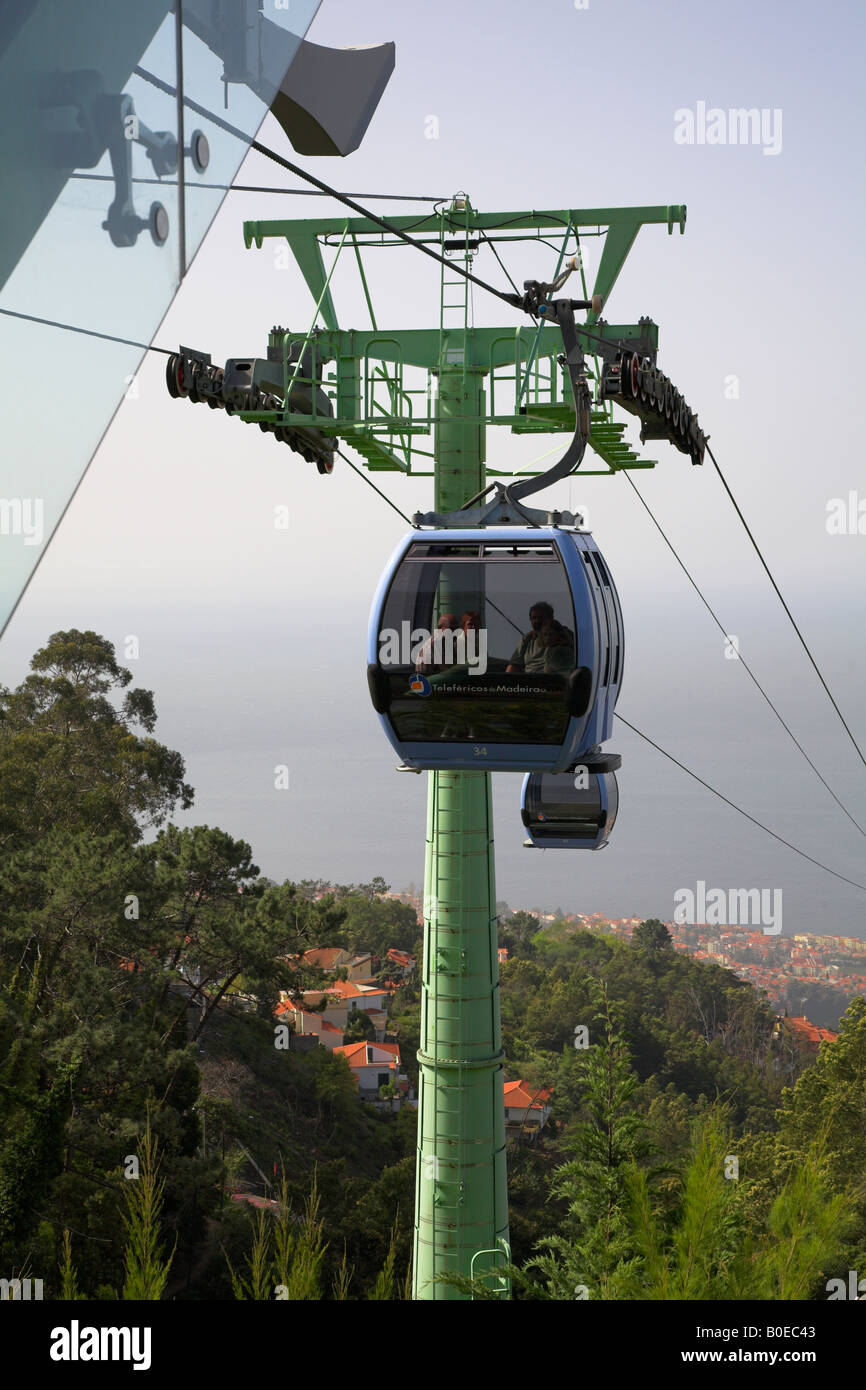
[[606, 771, 619, 831], [376, 541, 577, 745], [525, 774, 604, 834]]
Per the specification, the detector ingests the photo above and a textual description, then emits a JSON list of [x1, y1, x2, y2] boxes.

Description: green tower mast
[[413, 205, 510, 1297]]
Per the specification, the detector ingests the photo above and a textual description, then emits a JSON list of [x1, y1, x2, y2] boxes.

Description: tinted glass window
[[378, 550, 577, 744], [592, 551, 611, 586], [526, 773, 604, 828]]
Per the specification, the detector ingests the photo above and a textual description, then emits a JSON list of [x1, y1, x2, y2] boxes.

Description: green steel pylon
[[412, 355, 510, 1300]]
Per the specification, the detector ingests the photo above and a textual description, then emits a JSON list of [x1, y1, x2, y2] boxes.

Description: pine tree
[[624, 1113, 855, 1300], [369, 1219, 399, 1299], [121, 1117, 176, 1300], [228, 1171, 327, 1300], [58, 1230, 84, 1301], [525, 982, 649, 1299]]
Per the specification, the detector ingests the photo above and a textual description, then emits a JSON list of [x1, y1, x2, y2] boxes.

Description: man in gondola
[[507, 602, 575, 675]]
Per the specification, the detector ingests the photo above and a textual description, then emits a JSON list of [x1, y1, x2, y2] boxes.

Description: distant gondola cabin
[[521, 769, 619, 849]]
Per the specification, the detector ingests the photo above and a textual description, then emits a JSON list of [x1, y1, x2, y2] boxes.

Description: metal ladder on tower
[[439, 195, 474, 401]]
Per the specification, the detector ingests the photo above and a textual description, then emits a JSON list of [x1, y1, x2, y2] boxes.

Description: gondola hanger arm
[[414, 261, 600, 529]]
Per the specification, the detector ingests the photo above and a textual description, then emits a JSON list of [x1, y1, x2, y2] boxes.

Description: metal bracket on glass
[[98, 96, 210, 248], [43, 72, 210, 249]]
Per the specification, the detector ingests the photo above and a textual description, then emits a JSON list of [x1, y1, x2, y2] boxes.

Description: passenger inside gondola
[[425, 609, 487, 687], [507, 602, 575, 674], [414, 613, 459, 673]]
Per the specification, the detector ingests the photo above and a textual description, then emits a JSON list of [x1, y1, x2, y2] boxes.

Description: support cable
[[478, 233, 527, 306], [614, 714, 866, 894], [336, 447, 413, 524], [0, 306, 173, 354], [5, 321, 861, 894], [70, 171, 446, 202], [623, 471, 866, 842], [707, 444, 866, 776]]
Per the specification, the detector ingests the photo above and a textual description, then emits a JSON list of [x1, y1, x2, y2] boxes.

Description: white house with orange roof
[[295, 981, 392, 1038], [333, 1041, 411, 1101], [319, 979, 392, 1019], [504, 1080, 552, 1134], [275, 999, 345, 1051]]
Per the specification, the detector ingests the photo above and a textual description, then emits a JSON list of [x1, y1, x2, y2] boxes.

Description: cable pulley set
[[600, 349, 708, 465], [164, 330, 337, 472]]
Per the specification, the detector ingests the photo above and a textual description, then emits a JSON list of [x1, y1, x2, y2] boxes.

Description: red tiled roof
[[302, 947, 345, 970], [229, 1192, 280, 1211], [334, 1041, 402, 1068], [784, 1016, 838, 1045], [326, 979, 368, 998], [504, 1080, 552, 1109], [275, 999, 326, 1020]]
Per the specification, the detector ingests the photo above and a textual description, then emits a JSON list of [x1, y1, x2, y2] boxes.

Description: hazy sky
[[2, 0, 865, 936]]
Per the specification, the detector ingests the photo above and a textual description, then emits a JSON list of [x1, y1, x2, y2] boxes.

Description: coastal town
[[385, 888, 866, 1021], [561, 912, 866, 1018]]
